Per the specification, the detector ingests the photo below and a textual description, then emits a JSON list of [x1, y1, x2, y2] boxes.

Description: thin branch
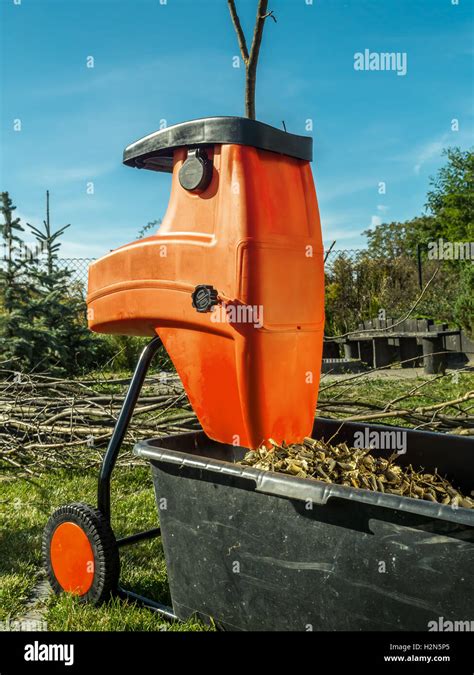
[[324, 240, 336, 264], [261, 10, 277, 22], [227, 0, 249, 63], [227, 0, 274, 119], [248, 0, 269, 65], [246, 0, 269, 119], [326, 266, 441, 341]]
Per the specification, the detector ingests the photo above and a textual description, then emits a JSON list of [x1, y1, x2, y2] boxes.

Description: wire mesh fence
[[3, 251, 468, 338], [2, 249, 365, 289], [324, 248, 362, 269], [56, 258, 96, 288], [58, 250, 366, 287]]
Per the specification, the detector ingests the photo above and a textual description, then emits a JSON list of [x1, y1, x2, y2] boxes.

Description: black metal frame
[[97, 336, 177, 619]]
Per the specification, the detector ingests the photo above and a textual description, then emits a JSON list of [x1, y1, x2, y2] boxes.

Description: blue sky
[[1, 0, 473, 257]]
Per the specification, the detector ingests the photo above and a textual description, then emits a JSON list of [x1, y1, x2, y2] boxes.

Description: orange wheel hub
[[50, 522, 95, 595]]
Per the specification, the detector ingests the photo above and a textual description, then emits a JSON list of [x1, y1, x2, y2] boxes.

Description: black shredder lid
[[123, 116, 313, 172]]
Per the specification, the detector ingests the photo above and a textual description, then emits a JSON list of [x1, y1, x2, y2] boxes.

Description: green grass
[[0, 467, 210, 631]]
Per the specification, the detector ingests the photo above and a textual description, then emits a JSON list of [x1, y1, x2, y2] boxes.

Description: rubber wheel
[[42, 502, 120, 604]]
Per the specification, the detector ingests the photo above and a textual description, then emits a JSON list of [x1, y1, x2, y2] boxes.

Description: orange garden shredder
[[42, 117, 325, 612]]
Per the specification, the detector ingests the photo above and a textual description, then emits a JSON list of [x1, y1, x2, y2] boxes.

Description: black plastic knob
[[191, 285, 219, 313], [179, 148, 213, 192]]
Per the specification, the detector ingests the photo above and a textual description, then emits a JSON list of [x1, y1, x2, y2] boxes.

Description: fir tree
[[1, 191, 104, 375], [26, 191, 102, 375], [0, 192, 36, 367], [0, 191, 27, 315]]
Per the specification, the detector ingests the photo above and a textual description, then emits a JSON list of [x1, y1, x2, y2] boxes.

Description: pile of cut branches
[[317, 369, 474, 435], [0, 369, 198, 473], [1, 365, 473, 475]]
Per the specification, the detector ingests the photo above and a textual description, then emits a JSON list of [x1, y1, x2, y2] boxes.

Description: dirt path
[[14, 575, 50, 631]]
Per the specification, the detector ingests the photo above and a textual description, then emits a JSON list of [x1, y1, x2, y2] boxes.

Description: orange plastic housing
[[87, 142, 324, 449]]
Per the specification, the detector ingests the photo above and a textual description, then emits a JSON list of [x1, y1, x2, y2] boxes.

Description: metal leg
[[117, 587, 177, 620], [98, 336, 162, 520], [117, 527, 161, 548]]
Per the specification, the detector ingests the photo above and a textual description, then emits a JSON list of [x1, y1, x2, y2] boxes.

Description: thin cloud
[[21, 163, 116, 186], [31, 59, 165, 98], [394, 130, 473, 176], [57, 240, 108, 259], [318, 176, 378, 202], [413, 137, 447, 175]]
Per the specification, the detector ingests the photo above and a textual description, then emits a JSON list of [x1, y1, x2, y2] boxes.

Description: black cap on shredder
[[123, 116, 313, 173], [179, 148, 213, 192], [192, 285, 219, 313]]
